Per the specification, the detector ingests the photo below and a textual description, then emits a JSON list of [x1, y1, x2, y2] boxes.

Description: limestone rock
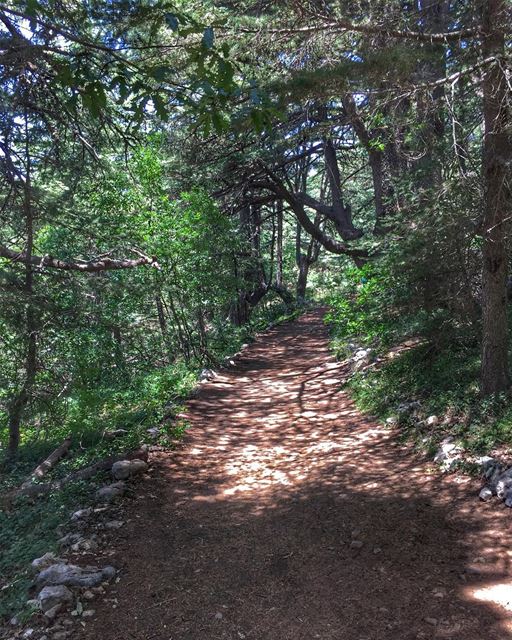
[[129, 459, 148, 475], [111, 459, 148, 481], [104, 520, 124, 530], [71, 508, 93, 522], [36, 563, 116, 589], [44, 604, 63, 620], [475, 456, 497, 476], [199, 368, 216, 381], [479, 486, 493, 502], [58, 533, 83, 549], [96, 481, 125, 502], [495, 468, 512, 499], [32, 552, 66, 572], [351, 349, 372, 372], [433, 437, 463, 470], [146, 427, 160, 439], [71, 537, 98, 552], [111, 461, 131, 480], [37, 585, 73, 613]]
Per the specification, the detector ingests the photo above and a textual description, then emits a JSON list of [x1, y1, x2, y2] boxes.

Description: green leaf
[[56, 63, 74, 87], [25, 0, 40, 17], [81, 82, 107, 119], [150, 65, 172, 82], [152, 94, 168, 121]]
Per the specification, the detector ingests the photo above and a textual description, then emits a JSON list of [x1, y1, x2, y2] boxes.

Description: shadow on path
[[80, 310, 512, 640]]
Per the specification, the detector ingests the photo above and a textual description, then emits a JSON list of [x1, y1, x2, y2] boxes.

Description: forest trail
[[80, 310, 512, 640]]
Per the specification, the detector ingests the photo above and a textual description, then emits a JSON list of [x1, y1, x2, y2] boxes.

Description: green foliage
[[349, 342, 480, 419], [325, 264, 400, 356], [0, 483, 90, 621], [347, 338, 512, 456]]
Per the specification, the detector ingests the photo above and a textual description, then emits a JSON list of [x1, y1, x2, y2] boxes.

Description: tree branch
[[252, 166, 368, 259], [0, 245, 159, 272], [224, 20, 480, 43]]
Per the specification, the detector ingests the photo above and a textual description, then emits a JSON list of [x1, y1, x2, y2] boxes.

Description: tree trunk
[[480, 0, 511, 395], [342, 94, 387, 233], [155, 293, 173, 360], [296, 254, 309, 303], [276, 199, 283, 287], [8, 116, 37, 458], [323, 137, 363, 240]]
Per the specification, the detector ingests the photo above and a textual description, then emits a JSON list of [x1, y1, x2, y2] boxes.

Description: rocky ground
[[4, 309, 512, 639]]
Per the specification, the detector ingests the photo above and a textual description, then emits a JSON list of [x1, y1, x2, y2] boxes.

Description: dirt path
[[81, 310, 512, 640]]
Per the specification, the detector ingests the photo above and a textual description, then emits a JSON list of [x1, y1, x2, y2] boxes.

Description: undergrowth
[[326, 264, 512, 458], [0, 298, 298, 622]]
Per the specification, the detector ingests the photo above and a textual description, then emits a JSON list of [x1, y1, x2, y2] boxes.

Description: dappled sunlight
[[471, 582, 512, 612], [81, 311, 512, 640]]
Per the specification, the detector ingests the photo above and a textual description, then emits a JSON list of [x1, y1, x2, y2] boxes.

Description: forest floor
[[79, 310, 512, 640]]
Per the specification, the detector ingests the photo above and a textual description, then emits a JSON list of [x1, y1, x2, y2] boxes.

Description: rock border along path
[[79, 309, 512, 640]]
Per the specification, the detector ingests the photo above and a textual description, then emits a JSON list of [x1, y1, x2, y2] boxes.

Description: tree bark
[[342, 94, 387, 233], [7, 115, 37, 458], [480, 0, 512, 395], [18, 436, 72, 491], [323, 137, 363, 240], [276, 199, 283, 287]]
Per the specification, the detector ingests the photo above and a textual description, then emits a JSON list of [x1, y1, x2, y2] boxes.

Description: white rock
[[71, 508, 93, 521], [37, 585, 73, 613], [36, 563, 116, 588], [479, 486, 493, 502], [353, 348, 372, 362], [496, 469, 512, 499], [433, 437, 462, 466], [32, 552, 66, 572], [426, 415, 439, 427], [199, 368, 216, 381], [385, 416, 398, 426], [72, 538, 98, 552], [59, 533, 83, 549]]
